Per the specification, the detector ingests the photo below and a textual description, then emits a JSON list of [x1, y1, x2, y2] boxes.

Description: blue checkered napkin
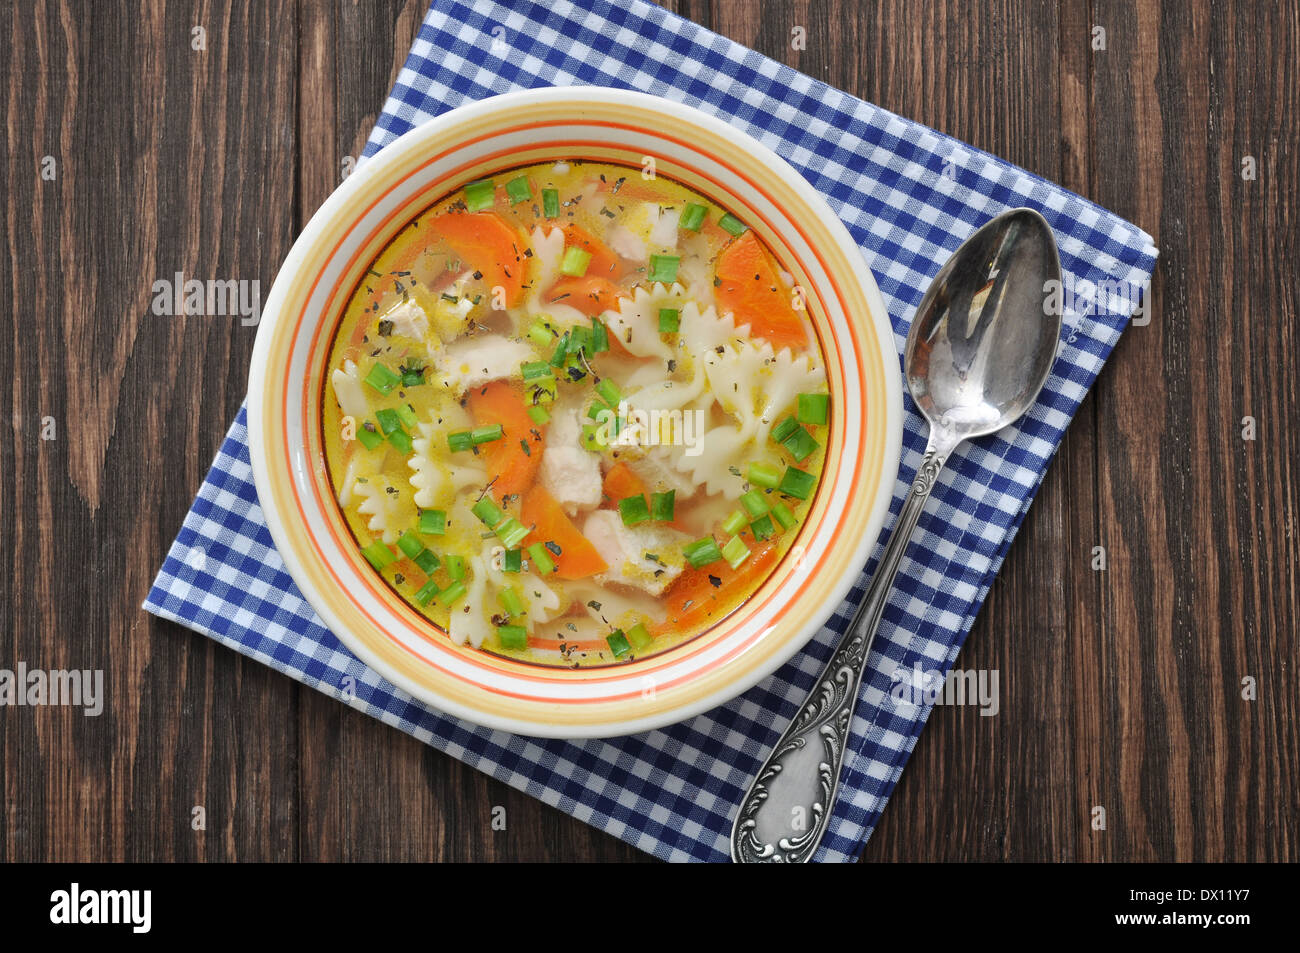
[[145, 0, 1158, 862]]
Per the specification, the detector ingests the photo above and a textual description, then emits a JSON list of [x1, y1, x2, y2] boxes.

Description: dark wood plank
[[1083, 0, 1299, 861], [0, 0, 300, 860]]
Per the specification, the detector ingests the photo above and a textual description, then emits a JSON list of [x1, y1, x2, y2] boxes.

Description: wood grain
[[0, 0, 1294, 863]]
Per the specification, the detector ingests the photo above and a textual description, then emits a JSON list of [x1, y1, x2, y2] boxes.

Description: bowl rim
[[247, 86, 902, 738]]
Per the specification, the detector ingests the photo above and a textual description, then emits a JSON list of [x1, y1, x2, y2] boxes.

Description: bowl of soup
[[247, 87, 901, 737]]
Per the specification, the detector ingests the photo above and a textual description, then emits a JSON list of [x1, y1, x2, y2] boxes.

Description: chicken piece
[[382, 299, 430, 339], [434, 333, 534, 393], [582, 510, 688, 597], [540, 446, 602, 514], [537, 397, 602, 514]]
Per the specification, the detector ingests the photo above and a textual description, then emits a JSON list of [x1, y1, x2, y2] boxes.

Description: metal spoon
[[730, 207, 1062, 863]]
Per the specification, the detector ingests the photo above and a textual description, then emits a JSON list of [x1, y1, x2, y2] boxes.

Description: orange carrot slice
[[546, 275, 625, 317], [521, 485, 608, 579], [601, 462, 647, 505], [434, 211, 526, 307], [466, 381, 545, 497], [654, 539, 779, 633], [715, 230, 808, 350]]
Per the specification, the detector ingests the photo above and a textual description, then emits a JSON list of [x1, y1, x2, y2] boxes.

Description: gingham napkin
[[145, 0, 1158, 862]]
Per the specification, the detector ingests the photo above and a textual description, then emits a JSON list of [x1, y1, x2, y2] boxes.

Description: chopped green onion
[[364, 363, 401, 396], [750, 514, 776, 540], [396, 531, 425, 560], [498, 586, 526, 618], [679, 202, 707, 231], [560, 246, 592, 277], [356, 424, 384, 451], [527, 542, 556, 575], [542, 188, 560, 218], [527, 320, 555, 347], [445, 554, 467, 582], [605, 629, 631, 659], [781, 425, 820, 463], [494, 517, 529, 549], [778, 467, 817, 500], [360, 541, 396, 571], [797, 392, 830, 425], [586, 401, 609, 421], [772, 502, 798, 530], [618, 494, 650, 526], [591, 319, 609, 353], [521, 360, 551, 381], [464, 178, 495, 211], [647, 254, 680, 284], [740, 490, 770, 518], [447, 430, 474, 453], [658, 307, 680, 333], [626, 623, 654, 651], [438, 580, 467, 605], [470, 424, 504, 445], [387, 429, 413, 455], [414, 549, 441, 575], [414, 578, 440, 605], [748, 461, 781, 489], [395, 404, 419, 429], [682, 536, 723, 568], [722, 509, 748, 535], [418, 509, 447, 536], [651, 490, 676, 522], [719, 212, 748, 236], [548, 331, 570, 367], [400, 365, 425, 387], [472, 497, 504, 527], [568, 324, 592, 355], [375, 408, 402, 435], [721, 535, 751, 570], [771, 416, 799, 444], [580, 424, 603, 452], [527, 403, 551, 425], [502, 548, 522, 573], [506, 175, 531, 204], [595, 378, 622, 407], [497, 624, 528, 650]]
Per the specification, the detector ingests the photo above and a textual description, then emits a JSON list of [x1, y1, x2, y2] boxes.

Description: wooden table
[[2, 0, 1295, 862]]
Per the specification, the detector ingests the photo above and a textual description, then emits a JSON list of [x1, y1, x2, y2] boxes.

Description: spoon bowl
[[906, 208, 1062, 440]]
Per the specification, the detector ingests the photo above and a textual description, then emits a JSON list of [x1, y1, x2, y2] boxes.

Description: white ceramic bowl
[[247, 87, 901, 738]]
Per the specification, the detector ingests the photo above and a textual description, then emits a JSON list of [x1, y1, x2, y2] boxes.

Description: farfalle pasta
[[321, 160, 832, 667]]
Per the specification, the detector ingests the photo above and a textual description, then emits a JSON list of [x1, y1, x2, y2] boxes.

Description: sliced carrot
[[654, 539, 779, 634], [546, 275, 625, 317], [715, 230, 808, 350], [601, 462, 647, 505], [561, 223, 620, 279], [433, 210, 526, 307], [466, 381, 545, 497], [521, 485, 608, 579]]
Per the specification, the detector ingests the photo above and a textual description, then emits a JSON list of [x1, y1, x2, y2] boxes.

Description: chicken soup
[[322, 160, 830, 667]]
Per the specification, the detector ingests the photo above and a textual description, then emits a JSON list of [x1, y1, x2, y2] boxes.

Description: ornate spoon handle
[[730, 431, 957, 862]]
